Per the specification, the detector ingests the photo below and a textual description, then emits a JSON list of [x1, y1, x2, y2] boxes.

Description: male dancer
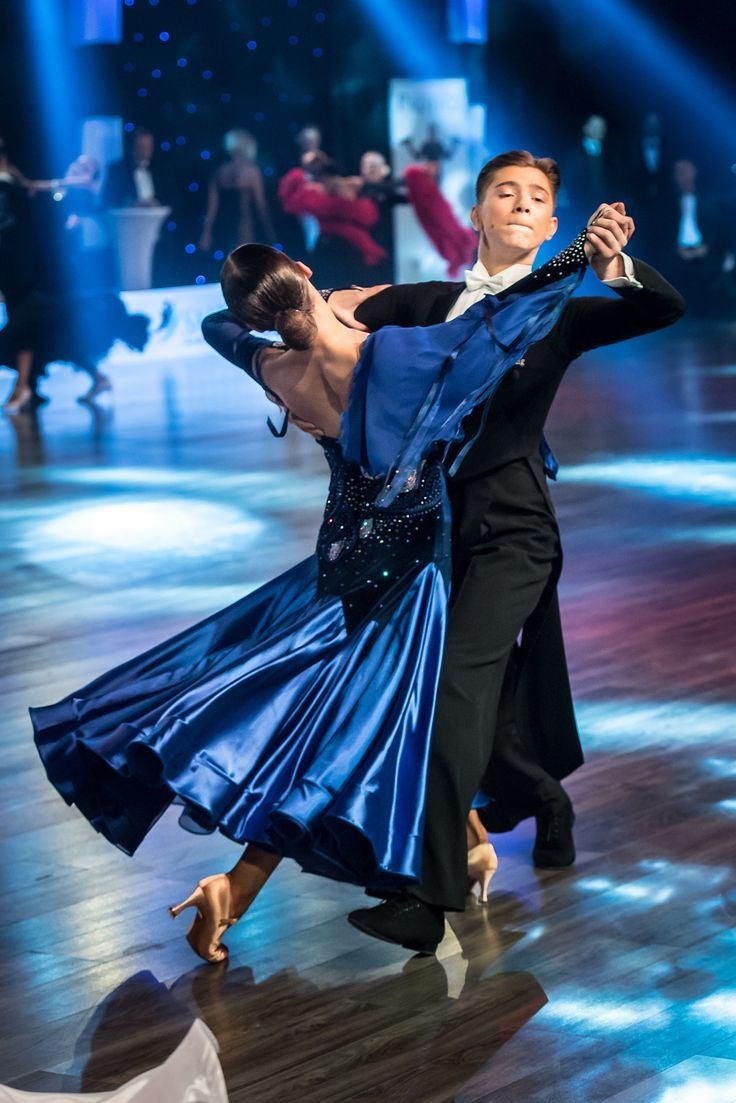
[[204, 150, 684, 953]]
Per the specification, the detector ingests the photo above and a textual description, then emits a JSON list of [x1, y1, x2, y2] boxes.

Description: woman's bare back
[[257, 341, 366, 439]]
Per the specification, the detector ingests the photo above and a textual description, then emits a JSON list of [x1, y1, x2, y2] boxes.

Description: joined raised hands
[[584, 201, 636, 280]]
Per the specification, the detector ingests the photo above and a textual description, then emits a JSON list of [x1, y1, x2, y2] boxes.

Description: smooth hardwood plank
[[1, 314, 735, 1100]]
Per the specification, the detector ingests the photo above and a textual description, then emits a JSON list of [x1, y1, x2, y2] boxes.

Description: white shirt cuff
[[602, 253, 643, 289]]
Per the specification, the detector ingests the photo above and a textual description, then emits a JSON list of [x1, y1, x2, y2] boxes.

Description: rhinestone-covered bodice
[[316, 439, 447, 624], [504, 229, 588, 294]]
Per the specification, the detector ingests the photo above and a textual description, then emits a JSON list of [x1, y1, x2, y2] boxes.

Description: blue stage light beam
[[70, 0, 121, 45], [448, 0, 488, 45], [352, 0, 455, 78], [24, 0, 81, 169], [544, 0, 736, 143]]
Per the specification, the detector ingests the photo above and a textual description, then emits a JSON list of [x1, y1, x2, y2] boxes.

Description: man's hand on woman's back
[[328, 285, 390, 331]]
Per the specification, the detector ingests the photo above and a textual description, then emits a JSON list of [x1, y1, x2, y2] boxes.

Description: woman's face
[[290, 259, 317, 309]]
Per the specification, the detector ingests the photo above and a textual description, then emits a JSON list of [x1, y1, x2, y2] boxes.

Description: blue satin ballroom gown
[[31, 235, 587, 894]]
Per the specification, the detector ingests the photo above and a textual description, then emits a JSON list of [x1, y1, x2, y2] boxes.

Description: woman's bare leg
[[170, 843, 282, 963], [3, 349, 34, 409], [466, 810, 498, 903], [466, 809, 487, 850], [227, 844, 282, 914]]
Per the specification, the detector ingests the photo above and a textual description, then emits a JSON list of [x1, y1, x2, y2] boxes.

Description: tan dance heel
[[467, 842, 499, 903], [169, 873, 239, 964]]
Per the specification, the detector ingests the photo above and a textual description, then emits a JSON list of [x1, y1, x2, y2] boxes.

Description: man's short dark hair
[[475, 150, 561, 205]]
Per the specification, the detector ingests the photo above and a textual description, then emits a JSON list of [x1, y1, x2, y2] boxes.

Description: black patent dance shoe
[[533, 797, 576, 868], [348, 894, 445, 955]]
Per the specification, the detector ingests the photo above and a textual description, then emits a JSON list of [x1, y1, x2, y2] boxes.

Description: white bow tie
[[463, 269, 507, 295]]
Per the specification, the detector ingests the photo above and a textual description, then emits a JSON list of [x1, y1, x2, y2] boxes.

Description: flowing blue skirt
[[31, 555, 447, 891]]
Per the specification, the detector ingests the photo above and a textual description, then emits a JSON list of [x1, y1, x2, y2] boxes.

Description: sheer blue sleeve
[[202, 310, 289, 435], [339, 232, 588, 505], [201, 310, 277, 378]]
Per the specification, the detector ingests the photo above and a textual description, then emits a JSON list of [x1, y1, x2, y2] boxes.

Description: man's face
[[643, 112, 661, 139], [471, 165, 558, 269], [674, 159, 697, 191], [583, 115, 607, 142], [299, 128, 321, 154], [360, 152, 389, 183], [134, 133, 154, 163]]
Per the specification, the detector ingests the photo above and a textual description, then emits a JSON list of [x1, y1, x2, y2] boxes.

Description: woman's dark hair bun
[[273, 306, 314, 351], [220, 244, 316, 350]]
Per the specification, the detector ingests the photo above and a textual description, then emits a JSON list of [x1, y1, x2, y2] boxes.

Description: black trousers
[[481, 649, 566, 823], [413, 458, 564, 912]]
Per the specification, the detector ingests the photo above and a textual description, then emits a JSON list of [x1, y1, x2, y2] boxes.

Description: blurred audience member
[[296, 125, 324, 160], [564, 114, 615, 213], [25, 154, 108, 279], [29, 153, 101, 197], [1, 137, 41, 412], [288, 129, 332, 255], [199, 129, 276, 254], [0, 136, 30, 188], [359, 151, 406, 202], [662, 158, 725, 315], [102, 127, 164, 209], [358, 151, 407, 281], [2, 281, 150, 412], [278, 154, 385, 284], [673, 159, 710, 255], [102, 127, 173, 289], [0, 137, 37, 304], [636, 112, 667, 201], [1, 140, 151, 413], [402, 124, 459, 180], [403, 163, 477, 279], [23, 154, 101, 225], [624, 111, 670, 260]]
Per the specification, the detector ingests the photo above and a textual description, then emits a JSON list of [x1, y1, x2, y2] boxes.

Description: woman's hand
[[584, 202, 636, 280]]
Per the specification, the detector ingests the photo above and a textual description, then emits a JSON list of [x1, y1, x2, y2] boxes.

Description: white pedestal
[[107, 205, 171, 290]]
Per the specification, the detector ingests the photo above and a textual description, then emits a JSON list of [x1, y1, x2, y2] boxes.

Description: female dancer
[[277, 155, 387, 269], [199, 130, 276, 254], [403, 163, 478, 278], [31, 233, 588, 962]]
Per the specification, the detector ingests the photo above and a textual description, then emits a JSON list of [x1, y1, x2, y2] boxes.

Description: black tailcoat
[[102, 158, 167, 209], [354, 262, 685, 817]]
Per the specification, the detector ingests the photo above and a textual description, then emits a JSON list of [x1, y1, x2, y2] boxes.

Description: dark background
[[1, 0, 734, 288]]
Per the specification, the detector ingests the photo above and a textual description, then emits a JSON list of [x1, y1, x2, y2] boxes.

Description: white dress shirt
[[446, 253, 642, 321], [133, 161, 156, 203], [642, 136, 661, 175], [678, 193, 703, 248]]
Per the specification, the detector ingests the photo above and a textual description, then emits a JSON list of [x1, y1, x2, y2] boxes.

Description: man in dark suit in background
[[102, 127, 164, 209], [659, 157, 729, 315], [624, 111, 670, 262], [203, 151, 684, 953], [563, 115, 616, 219]]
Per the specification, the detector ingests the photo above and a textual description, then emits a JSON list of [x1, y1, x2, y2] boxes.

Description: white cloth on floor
[[0, 1020, 228, 1102]]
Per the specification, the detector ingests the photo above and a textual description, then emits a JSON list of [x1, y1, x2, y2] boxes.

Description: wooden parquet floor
[[1, 314, 735, 1101]]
